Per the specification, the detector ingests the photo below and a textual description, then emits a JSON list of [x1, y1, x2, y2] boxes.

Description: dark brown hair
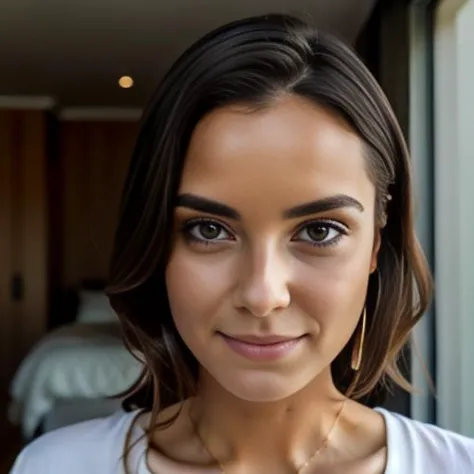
[[106, 13, 432, 433]]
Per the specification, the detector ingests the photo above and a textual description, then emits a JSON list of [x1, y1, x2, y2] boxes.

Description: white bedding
[[8, 322, 143, 438]]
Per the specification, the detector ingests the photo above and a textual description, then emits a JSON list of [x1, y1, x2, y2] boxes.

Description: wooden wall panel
[[0, 110, 48, 395], [18, 111, 48, 351], [0, 113, 136, 409], [1, 116, 137, 384], [0, 111, 15, 392], [61, 121, 138, 288]]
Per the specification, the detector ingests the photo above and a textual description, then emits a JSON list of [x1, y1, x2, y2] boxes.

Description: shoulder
[[9, 410, 145, 474], [378, 408, 474, 473]]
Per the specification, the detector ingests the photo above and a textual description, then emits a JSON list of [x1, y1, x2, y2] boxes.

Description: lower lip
[[219, 334, 305, 362]]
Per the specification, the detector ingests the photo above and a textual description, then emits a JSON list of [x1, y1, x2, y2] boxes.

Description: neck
[[189, 368, 346, 470]]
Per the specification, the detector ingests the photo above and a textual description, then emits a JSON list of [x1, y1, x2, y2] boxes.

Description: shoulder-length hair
[[106, 13, 432, 422]]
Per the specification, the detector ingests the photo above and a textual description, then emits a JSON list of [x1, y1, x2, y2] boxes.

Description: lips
[[221, 333, 304, 345], [218, 332, 306, 361]]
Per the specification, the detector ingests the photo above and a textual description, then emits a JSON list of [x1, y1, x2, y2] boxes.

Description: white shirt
[[10, 408, 474, 473]]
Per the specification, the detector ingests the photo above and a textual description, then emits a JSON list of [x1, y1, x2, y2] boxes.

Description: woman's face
[[166, 95, 380, 401]]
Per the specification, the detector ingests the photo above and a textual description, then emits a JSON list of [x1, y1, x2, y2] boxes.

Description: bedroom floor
[[0, 432, 22, 474], [0, 400, 23, 474]]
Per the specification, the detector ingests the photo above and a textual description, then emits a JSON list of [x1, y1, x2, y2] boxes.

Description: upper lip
[[220, 333, 304, 345]]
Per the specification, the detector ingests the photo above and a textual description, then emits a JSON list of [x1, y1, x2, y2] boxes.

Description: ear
[[370, 230, 382, 273]]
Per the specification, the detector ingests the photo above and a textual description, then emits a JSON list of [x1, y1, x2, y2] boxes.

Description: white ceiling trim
[[0, 95, 56, 110], [59, 107, 143, 121]]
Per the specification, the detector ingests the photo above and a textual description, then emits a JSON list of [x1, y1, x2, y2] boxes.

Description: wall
[[0, 111, 138, 409], [0, 110, 48, 393], [60, 120, 138, 289], [434, 0, 474, 436], [456, 0, 474, 436]]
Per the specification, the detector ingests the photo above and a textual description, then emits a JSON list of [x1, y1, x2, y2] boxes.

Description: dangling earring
[[351, 307, 367, 371]]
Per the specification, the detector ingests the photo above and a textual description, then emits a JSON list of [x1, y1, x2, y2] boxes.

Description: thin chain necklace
[[191, 399, 347, 474]]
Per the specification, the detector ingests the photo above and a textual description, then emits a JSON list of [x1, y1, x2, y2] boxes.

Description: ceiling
[[0, 0, 377, 110]]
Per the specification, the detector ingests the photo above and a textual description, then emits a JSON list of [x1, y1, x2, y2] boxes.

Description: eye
[[293, 221, 347, 247], [182, 219, 233, 243]]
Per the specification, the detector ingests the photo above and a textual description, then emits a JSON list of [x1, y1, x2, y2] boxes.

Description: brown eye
[[307, 224, 330, 242], [292, 220, 347, 248], [199, 222, 222, 240], [183, 219, 233, 243]]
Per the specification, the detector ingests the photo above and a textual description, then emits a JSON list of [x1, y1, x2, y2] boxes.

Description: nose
[[234, 244, 291, 318]]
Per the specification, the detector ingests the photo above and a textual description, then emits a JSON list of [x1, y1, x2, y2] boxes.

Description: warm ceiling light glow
[[118, 76, 134, 89]]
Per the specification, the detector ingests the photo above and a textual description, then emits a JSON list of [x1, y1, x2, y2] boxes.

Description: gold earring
[[351, 307, 367, 371]]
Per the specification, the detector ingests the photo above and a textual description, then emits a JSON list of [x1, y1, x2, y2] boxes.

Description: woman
[[11, 13, 474, 474]]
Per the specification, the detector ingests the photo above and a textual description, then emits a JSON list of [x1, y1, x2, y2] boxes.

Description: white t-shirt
[[10, 408, 474, 473]]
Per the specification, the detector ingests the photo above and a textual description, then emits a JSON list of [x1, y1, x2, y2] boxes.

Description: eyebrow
[[176, 193, 364, 220]]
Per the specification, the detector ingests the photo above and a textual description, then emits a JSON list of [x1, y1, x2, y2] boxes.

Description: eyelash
[[180, 218, 348, 249], [293, 219, 348, 248], [181, 218, 233, 247]]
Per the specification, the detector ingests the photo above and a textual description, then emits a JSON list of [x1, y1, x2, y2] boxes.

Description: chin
[[216, 369, 313, 402]]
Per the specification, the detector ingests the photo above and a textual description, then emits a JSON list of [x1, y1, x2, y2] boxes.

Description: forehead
[[180, 95, 374, 212]]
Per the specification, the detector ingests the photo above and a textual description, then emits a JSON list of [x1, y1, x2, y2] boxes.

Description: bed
[[8, 289, 143, 439]]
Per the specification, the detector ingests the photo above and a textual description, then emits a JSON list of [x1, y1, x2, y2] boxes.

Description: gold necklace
[[192, 399, 347, 474]]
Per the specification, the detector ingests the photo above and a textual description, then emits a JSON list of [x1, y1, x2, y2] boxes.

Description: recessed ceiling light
[[118, 76, 134, 89]]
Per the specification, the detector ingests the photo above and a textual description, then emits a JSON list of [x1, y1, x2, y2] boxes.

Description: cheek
[[295, 240, 374, 334], [165, 245, 233, 335]]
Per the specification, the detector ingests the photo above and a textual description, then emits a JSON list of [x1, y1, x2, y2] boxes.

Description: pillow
[[76, 290, 117, 324]]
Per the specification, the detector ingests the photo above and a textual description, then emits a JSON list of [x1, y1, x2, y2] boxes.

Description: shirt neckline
[[374, 407, 397, 474], [132, 407, 397, 474]]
